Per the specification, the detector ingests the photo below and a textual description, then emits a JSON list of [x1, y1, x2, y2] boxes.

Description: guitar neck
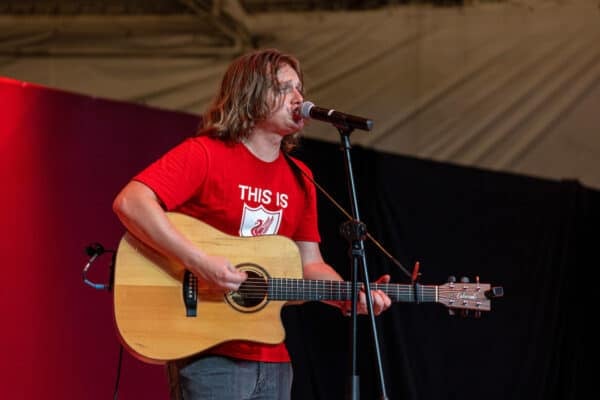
[[268, 279, 437, 303]]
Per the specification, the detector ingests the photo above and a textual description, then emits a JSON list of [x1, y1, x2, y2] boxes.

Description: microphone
[[301, 101, 373, 131]]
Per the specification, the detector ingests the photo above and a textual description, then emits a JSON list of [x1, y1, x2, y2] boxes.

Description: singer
[[112, 48, 392, 400]]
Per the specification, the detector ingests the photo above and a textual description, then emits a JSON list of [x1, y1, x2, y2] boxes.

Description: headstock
[[438, 276, 504, 316]]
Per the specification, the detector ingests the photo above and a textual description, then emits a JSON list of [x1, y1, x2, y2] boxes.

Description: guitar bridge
[[183, 270, 198, 317]]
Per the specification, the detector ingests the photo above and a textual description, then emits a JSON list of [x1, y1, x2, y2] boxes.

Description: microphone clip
[[82, 242, 115, 291]]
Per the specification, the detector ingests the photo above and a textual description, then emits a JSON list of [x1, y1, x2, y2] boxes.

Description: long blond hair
[[200, 48, 303, 153]]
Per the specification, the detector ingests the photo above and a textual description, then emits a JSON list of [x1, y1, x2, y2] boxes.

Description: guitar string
[[224, 293, 482, 303], [229, 290, 467, 295], [211, 278, 480, 299], [224, 287, 484, 303], [233, 277, 478, 290], [232, 279, 477, 290], [235, 277, 478, 286]]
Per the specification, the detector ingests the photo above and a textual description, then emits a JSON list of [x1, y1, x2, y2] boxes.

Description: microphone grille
[[300, 101, 314, 118]]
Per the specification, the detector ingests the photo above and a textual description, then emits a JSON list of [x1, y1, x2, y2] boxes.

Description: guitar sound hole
[[225, 264, 269, 312]]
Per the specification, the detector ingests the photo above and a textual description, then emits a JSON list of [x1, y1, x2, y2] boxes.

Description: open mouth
[[292, 108, 302, 122]]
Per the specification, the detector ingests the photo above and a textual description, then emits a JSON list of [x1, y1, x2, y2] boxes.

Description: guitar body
[[113, 212, 303, 364]]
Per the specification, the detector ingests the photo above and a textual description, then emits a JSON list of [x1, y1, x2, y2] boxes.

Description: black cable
[[113, 344, 124, 400], [81, 243, 122, 398]]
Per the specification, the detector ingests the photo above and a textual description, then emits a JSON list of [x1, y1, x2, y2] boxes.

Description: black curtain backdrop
[[284, 140, 596, 400]]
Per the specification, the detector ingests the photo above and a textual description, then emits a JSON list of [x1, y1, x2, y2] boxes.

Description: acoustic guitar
[[113, 212, 500, 364]]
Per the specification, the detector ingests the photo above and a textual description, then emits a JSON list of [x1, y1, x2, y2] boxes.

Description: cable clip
[[82, 242, 114, 291]]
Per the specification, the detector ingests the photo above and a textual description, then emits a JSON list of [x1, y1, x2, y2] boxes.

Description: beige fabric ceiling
[[1, 0, 599, 189]]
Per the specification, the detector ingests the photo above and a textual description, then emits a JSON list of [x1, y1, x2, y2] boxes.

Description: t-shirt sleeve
[[133, 138, 208, 211]]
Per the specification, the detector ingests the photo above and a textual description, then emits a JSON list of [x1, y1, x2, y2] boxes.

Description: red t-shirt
[[134, 135, 320, 362]]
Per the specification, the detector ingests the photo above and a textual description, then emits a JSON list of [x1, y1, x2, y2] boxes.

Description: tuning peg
[[460, 276, 470, 283], [485, 286, 504, 298], [474, 311, 482, 318], [448, 308, 456, 316], [447, 275, 456, 283], [460, 309, 469, 318]]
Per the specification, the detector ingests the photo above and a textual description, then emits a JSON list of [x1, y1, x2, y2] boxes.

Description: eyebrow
[[279, 79, 303, 91]]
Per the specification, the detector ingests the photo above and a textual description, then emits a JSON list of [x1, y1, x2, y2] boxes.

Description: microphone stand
[[336, 126, 389, 400]]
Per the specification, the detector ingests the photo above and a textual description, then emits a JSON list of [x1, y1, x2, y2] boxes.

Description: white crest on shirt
[[239, 203, 282, 237]]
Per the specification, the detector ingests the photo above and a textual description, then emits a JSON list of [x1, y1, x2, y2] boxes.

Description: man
[[113, 48, 392, 400]]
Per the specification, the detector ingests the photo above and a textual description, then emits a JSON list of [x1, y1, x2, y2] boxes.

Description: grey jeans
[[167, 355, 293, 400]]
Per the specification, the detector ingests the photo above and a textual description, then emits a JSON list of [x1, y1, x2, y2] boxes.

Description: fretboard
[[267, 279, 438, 303]]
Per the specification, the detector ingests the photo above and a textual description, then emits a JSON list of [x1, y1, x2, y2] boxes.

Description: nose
[[292, 87, 303, 103]]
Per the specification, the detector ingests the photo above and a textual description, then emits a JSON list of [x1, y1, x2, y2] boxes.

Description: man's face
[[256, 63, 304, 136]]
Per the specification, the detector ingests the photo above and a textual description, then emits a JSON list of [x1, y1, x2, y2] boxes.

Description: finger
[[357, 292, 368, 314], [376, 290, 392, 314], [372, 292, 384, 315], [226, 264, 247, 281], [383, 290, 392, 308], [373, 291, 390, 314], [359, 292, 380, 315]]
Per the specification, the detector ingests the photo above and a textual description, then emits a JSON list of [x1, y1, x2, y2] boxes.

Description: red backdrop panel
[[0, 77, 200, 399]]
